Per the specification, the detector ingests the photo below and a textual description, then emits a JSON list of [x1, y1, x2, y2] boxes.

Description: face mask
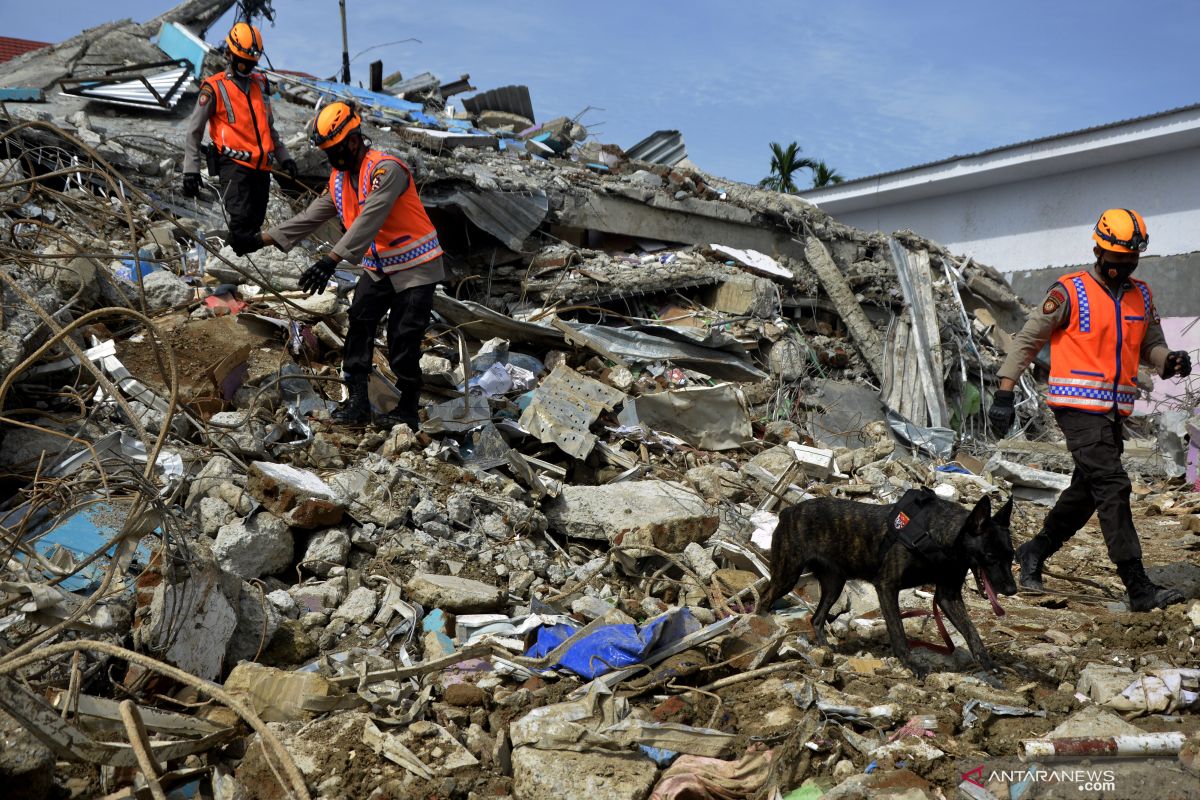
[[325, 142, 357, 172], [1100, 259, 1136, 285], [231, 56, 256, 76]]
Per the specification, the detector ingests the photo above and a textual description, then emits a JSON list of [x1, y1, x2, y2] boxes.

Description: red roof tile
[[0, 36, 51, 64]]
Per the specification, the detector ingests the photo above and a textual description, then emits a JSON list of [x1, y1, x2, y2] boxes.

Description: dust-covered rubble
[[2, 2, 1199, 799]]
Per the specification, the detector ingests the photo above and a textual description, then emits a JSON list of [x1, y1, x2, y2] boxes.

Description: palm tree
[[810, 160, 845, 188], [758, 141, 815, 194]]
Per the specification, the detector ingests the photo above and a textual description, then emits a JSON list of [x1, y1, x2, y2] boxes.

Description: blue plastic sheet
[[525, 608, 701, 679], [26, 501, 155, 592], [304, 79, 424, 113]]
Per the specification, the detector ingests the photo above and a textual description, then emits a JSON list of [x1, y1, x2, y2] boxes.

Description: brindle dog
[[759, 494, 1017, 676]]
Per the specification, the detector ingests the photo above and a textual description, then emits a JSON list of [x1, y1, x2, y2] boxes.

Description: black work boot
[[376, 388, 420, 431], [1116, 558, 1185, 612], [332, 376, 371, 425], [1015, 534, 1058, 592]]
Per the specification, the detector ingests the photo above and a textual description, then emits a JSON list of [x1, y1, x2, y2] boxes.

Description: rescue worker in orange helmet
[[989, 209, 1190, 611], [181, 22, 296, 255], [242, 102, 443, 428]]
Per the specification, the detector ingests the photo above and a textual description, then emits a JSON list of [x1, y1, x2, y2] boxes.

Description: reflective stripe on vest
[[203, 73, 274, 170], [1046, 270, 1151, 416], [329, 150, 443, 273]]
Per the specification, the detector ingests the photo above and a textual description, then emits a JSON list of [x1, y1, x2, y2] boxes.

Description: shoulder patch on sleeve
[[1042, 287, 1066, 315], [370, 164, 388, 191], [198, 86, 213, 106]]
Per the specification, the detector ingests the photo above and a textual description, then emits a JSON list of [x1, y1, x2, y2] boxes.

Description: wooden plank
[[804, 236, 883, 380], [888, 240, 948, 427]]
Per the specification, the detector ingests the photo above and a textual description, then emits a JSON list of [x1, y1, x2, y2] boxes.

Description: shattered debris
[[1, 2, 1198, 799]]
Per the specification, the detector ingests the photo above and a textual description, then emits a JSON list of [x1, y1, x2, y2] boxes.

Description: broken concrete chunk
[[139, 268, 193, 311], [332, 586, 378, 624], [214, 511, 294, 580], [137, 574, 236, 682], [511, 746, 657, 800], [683, 542, 718, 582], [198, 495, 235, 537], [543, 481, 717, 553], [301, 528, 351, 576], [225, 580, 282, 669], [406, 573, 505, 613], [247, 461, 346, 529]]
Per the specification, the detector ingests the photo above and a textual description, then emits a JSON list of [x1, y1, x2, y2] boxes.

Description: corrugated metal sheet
[[626, 129, 686, 167], [462, 85, 534, 123], [59, 62, 192, 110], [424, 188, 548, 251]]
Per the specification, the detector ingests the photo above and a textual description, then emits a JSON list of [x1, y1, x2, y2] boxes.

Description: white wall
[[825, 148, 1200, 274]]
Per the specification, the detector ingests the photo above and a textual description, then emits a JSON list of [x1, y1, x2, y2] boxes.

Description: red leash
[[905, 570, 1006, 655]]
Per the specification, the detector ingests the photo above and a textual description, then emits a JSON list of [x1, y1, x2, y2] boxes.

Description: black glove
[[182, 172, 201, 198], [280, 158, 298, 180], [299, 255, 337, 296], [988, 389, 1016, 435], [230, 232, 264, 256], [1163, 350, 1192, 379]]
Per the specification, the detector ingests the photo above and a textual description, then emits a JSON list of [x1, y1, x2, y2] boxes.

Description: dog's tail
[[758, 504, 806, 613]]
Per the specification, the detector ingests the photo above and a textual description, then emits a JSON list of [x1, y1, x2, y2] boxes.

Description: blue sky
[[9, 1, 1200, 185]]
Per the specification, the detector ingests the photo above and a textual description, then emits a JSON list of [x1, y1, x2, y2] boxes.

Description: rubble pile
[[2, 3, 1199, 799]]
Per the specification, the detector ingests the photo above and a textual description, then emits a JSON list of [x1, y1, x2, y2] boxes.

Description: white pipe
[[1021, 732, 1186, 761]]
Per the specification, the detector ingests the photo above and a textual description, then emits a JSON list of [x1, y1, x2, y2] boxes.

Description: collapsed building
[[1, 2, 1199, 799]]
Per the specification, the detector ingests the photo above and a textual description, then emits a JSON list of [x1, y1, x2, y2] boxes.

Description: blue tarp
[[525, 608, 701, 679], [27, 501, 155, 592], [304, 79, 425, 114]]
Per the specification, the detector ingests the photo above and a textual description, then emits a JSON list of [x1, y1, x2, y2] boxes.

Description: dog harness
[[885, 487, 950, 565]]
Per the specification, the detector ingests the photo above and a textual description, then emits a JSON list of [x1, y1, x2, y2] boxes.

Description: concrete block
[[512, 746, 657, 800], [214, 512, 294, 580], [247, 461, 346, 530], [543, 481, 717, 553], [406, 573, 505, 613]]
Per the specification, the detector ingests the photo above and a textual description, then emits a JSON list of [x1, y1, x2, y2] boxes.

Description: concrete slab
[[405, 573, 505, 614], [543, 481, 717, 553], [512, 746, 657, 800]]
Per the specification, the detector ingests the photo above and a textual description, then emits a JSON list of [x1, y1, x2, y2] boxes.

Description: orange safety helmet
[[1093, 208, 1149, 253], [311, 101, 362, 150], [226, 22, 264, 62]]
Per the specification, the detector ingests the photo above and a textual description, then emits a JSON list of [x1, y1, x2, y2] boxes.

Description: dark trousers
[[342, 276, 434, 405], [1041, 408, 1140, 563], [217, 157, 270, 242]]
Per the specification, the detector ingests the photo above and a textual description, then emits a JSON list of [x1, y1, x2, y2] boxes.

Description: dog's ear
[[992, 495, 1013, 527], [960, 495, 992, 538]]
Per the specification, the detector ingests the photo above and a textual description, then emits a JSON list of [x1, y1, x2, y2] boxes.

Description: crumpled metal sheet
[[518, 365, 625, 459], [885, 408, 955, 460], [432, 289, 565, 350], [564, 322, 767, 382], [630, 385, 751, 451]]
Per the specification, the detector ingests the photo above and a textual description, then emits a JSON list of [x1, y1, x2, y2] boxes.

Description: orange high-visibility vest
[[1047, 270, 1153, 416], [329, 150, 443, 273], [202, 72, 275, 170]]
